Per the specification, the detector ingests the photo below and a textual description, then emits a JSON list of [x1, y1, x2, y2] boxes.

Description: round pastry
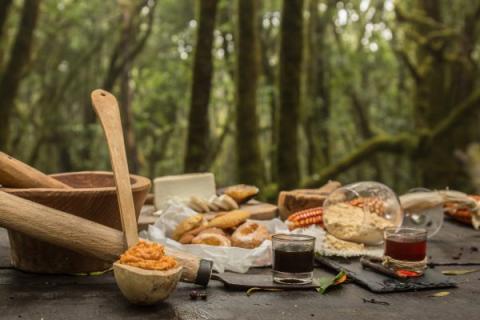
[[191, 233, 231, 247], [178, 225, 211, 244], [231, 221, 270, 249], [178, 233, 195, 244], [198, 227, 226, 236]]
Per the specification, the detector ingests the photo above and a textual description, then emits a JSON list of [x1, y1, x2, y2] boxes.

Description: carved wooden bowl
[[2, 171, 151, 274]]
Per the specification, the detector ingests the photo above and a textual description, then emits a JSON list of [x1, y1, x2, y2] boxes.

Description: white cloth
[[140, 200, 384, 272]]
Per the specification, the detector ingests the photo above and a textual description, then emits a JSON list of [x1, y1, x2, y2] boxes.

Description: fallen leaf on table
[[314, 271, 347, 294], [429, 291, 450, 297], [441, 269, 480, 276]]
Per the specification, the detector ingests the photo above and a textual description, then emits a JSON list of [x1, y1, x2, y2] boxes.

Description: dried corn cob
[[350, 197, 385, 216], [287, 207, 323, 230], [445, 208, 472, 225], [444, 195, 480, 226]]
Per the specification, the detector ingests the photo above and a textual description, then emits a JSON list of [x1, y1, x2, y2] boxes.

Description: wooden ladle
[[91, 89, 139, 247], [91, 89, 182, 304]]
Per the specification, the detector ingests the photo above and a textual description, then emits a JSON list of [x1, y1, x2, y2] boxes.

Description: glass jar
[[323, 181, 403, 245]]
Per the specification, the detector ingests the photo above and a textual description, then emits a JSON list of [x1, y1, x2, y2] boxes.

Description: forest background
[[2, 0, 480, 200]]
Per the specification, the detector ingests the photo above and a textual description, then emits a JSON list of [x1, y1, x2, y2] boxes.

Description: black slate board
[[212, 272, 318, 290], [316, 256, 456, 293]]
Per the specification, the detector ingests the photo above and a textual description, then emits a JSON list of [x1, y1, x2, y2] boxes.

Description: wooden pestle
[[0, 191, 212, 285], [0, 152, 71, 189]]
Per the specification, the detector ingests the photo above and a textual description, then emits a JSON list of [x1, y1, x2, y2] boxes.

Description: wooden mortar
[[1, 171, 151, 273], [0, 191, 211, 285]]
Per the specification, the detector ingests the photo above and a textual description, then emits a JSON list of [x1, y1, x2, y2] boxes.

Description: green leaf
[[314, 271, 347, 294], [441, 269, 480, 276]]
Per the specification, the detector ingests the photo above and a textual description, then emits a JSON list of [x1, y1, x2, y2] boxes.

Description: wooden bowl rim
[[113, 261, 183, 277], [1, 171, 151, 194]]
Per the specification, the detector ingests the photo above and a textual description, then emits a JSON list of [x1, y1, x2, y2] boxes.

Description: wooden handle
[[0, 191, 204, 283], [0, 191, 123, 261], [91, 89, 139, 248], [0, 152, 71, 189]]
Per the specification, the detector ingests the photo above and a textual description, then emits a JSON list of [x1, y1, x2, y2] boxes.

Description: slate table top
[[0, 219, 479, 320]]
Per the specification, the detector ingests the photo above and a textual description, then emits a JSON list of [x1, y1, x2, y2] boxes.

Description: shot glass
[[383, 227, 427, 276], [272, 234, 315, 285]]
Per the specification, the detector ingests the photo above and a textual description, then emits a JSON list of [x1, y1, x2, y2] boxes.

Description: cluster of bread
[[172, 210, 270, 249]]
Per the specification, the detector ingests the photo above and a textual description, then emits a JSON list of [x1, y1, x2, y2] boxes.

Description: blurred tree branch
[[103, 0, 156, 91], [392, 48, 421, 82], [395, 6, 443, 29], [304, 88, 480, 187]]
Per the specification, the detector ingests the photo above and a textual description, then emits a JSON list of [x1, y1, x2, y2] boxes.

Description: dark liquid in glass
[[385, 237, 426, 261], [273, 247, 314, 273]]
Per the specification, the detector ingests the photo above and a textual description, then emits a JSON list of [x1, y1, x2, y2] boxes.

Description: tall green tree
[[80, 0, 155, 168], [236, 0, 263, 185], [277, 0, 304, 190], [304, 0, 333, 175], [0, 0, 40, 150], [184, 0, 219, 172]]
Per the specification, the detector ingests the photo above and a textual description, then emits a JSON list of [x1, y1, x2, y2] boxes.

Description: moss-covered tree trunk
[[0, 0, 13, 63], [184, 0, 219, 172], [259, 4, 279, 183], [0, 0, 40, 150], [304, 0, 331, 175], [235, 0, 263, 186], [405, 0, 479, 189], [277, 0, 304, 190]]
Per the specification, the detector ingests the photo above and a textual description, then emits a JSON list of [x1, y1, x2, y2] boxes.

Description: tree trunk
[[118, 6, 140, 174], [184, 0, 219, 172], [406, 0, 479, 190], [81, 1, 155, 164], [304, 0, 331, 176], [235, 0, 263, 186], [0, 0, 40, 150], [277, 0, 304, 190], [120, 62, 139, 173], [348, 88, 383, 181], [0, 0, 13, 63], [259, 6, 279, 183]]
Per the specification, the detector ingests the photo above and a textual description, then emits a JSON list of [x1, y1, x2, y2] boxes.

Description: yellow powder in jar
[[119, 240, 177, 271]]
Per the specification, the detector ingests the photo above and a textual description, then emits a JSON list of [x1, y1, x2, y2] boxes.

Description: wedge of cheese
[[154, 173, 216, 210]]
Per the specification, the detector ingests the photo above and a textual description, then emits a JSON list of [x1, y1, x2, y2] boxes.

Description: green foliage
[[2, 0, 480, 192]]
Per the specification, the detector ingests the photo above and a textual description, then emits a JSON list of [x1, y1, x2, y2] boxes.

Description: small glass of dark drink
[[272, 234, 315, 284], [383, 227, 427, 276]]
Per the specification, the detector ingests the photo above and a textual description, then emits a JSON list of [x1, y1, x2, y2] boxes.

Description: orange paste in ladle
[[119, 241, 177, 271]]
